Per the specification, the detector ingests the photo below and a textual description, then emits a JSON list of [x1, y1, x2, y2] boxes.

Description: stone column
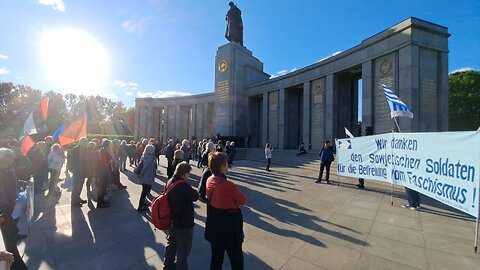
[[189, 106, 195, 140], [438, 51, 449, 131], [262, 92, 268, 145], [302, 81, 311, 148], [203, 103, 209, 139], [398, 45, 417, 132], [152, 107, 160, 140], [146, 106, 153, 139], [325, 74, 337, 141], [278, 88, 286, 149], [362, 61, 373, 135], [134, 103, 140, 139], [175, 105, 181, 140]]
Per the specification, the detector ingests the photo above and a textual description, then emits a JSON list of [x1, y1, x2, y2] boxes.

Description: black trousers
[[319, 162, 331, 181], [47, 169, 59, 195], [138, 184, 152, 208], [406, 188, 421, 207], [97, 171, 109, 206], [1, 218, 28, 270], [167, 159, 174, 179], [210, 242, 243, 270], [358, 178, 364, 186], [266, 158, 271, 170], [33, 168, 47, 194], [163, 227, 193, 270]]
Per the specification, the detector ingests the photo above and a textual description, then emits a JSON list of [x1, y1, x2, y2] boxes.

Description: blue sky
[[0, 0, 479, 108]]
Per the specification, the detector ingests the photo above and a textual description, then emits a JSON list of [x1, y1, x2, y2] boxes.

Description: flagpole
[[393, 117, 402, 133], [335, 138, 340, 187], [390, 129, 395, 206], [475, 179, 479, 252]]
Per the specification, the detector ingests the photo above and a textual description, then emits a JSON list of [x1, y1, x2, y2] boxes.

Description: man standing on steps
[[316, 140, 334, 184]]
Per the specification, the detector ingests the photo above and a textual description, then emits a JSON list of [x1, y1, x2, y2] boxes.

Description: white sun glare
[[40, 28, 110, 93]]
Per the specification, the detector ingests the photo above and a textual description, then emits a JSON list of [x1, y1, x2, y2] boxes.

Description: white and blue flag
[[382, 84, 413, 119]]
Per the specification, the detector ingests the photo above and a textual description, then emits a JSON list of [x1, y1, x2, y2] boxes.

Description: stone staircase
[[235, 148, 339, 177], [235, 148, 402, 191]]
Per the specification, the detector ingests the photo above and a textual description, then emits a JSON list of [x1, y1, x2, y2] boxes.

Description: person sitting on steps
[[296, 142, 307, 156]]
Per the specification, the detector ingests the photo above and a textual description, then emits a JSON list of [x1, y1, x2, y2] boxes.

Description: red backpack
[[151, 180, 185, 230]]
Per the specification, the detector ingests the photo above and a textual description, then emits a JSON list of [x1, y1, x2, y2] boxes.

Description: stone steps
[[236, 148, 339, 176]]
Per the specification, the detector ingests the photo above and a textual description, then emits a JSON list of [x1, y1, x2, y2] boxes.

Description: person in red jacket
[[205, 152, 247, 270]]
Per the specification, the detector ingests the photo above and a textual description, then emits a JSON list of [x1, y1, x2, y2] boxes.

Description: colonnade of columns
[[135, 101, 215, 142]]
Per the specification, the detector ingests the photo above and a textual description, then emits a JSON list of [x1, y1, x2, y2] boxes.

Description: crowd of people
[[1, 131, 421, 269], [0, 134, 244, 269]]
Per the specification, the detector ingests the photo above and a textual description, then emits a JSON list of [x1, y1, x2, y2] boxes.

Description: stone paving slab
[[1, 157, 480, 269]]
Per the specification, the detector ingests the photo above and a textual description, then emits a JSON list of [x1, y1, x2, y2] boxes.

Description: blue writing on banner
[[336, 131, 480, 218]]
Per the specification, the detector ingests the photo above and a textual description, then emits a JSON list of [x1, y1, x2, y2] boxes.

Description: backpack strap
[[164, 179, 186, 194], [207, 177, 226, 204]]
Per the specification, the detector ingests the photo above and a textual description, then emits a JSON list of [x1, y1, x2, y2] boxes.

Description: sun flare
[[40, 28, 110, 92]]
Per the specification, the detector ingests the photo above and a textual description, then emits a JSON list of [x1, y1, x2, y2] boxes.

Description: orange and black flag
[[20, 133, 36, 156], [58, 114, 88, 146], [23, 97, 49, 135]]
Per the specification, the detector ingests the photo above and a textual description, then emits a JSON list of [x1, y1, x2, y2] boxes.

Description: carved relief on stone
[[269, 91, 278, 111], [218, 60, 228, 73], [380, 60, 392, 78], [312, 78, 325, 104]]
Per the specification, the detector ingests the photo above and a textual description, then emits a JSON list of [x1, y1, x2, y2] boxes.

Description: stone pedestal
[[214, 42, 269, 137]]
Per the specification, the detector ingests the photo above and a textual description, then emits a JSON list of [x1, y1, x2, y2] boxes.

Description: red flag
[[58, 114, 88, 146], [40, 97, 49, 119], [20, 134, 35, 156]]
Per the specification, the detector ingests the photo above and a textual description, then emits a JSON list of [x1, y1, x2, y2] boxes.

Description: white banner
[[336, 131, 480, 218]]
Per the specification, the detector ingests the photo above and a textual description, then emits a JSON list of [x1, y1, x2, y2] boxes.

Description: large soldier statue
[[225, 2, 243, 46]]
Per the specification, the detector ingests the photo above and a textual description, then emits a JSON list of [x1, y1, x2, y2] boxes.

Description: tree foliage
[[0, 82, 134, 138], [449, 70, 480, 131]]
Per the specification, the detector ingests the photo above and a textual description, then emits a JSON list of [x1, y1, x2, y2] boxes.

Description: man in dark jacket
[[70, 137, 89, 206], [28, 141, 48, 194], [163, 162, 198, 270], [316, 140, 335, 184], [0, 148, 28, 269], [198, 166, 212, 202]]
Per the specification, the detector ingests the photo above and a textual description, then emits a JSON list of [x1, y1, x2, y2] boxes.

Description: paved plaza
[[2, 157, 480, 269]]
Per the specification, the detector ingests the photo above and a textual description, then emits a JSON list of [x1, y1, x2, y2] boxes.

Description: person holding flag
[[381, 84, 420, 209]]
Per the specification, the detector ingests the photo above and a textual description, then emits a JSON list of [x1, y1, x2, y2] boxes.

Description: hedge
[[88, 134, 135, 142]]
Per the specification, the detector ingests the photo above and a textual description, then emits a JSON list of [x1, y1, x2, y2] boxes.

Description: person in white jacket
[[265, 143, 273, 172], [47, 143, 65, 196]]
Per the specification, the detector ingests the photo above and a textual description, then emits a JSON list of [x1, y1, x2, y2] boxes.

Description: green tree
[[449, 70, 480, 131], [0, 81, 134, 138]]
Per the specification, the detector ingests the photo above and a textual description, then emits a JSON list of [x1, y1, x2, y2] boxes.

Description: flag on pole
[[52, 125, 64, 141], [20, 134, 36, 156], [382, 84, 413, 119], [23, 97, 49, 135], [344, 127, 354, 138], [58, 114, 87, 146]]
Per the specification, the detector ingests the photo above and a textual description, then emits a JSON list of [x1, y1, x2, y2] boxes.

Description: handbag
[[134, 160, 144, 175]]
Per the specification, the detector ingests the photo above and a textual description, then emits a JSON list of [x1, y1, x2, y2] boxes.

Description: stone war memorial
[[135, 14, 449, 150]]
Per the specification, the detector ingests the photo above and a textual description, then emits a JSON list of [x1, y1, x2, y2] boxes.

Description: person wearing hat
[[316, 140, 335, 184]]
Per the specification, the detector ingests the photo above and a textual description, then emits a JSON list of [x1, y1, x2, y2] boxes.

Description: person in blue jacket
[[316, 140, 334, 184]]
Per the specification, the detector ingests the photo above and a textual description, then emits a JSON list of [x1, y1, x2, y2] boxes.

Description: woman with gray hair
[[200, 142, 215, 169], [136, 144, 157, 211], [180, 139, 190, 164], [47, 143, 65, 196]]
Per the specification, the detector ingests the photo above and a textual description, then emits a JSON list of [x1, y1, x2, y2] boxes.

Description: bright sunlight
[[40, 28, 110, 92]]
